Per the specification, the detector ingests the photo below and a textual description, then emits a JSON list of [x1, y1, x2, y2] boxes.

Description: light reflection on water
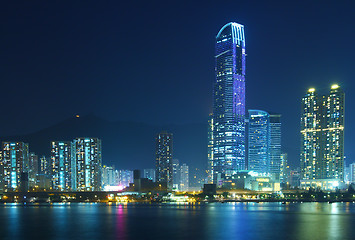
[[0, 202, 354, 240]]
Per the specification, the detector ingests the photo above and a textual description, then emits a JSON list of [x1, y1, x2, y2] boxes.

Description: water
[[0, 202, 354, 240]]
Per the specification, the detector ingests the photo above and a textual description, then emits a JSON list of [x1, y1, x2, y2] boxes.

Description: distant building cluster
[[0, 132, 190, 193], [0, 138, 102, 192]]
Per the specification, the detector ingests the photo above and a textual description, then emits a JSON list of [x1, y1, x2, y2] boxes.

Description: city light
[[331, 84, 339, 89], [308, 88, 315, 92]]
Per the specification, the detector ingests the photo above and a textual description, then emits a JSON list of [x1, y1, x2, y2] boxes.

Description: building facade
[[180, 163, 189, 192], [172, 159, 180, 189], [51, 141, 74, 191], [248, 110, 270, 174], [115, 170, 133, 188], [2, 142, 29, 191], [350, 163, 355, 183], [207, 113, 214, 183], [155, 132, 173, 189], [212, 22, 246, 183], [269, 114, 282, 178], [143, 169, 156, 182], [280, 153, 289, 184], [300, 85, 345, 187], [28, 152, 39, 188], [73, 138, 102, 191], [102, 165, 115, 187], [40, 155, 51, 176]]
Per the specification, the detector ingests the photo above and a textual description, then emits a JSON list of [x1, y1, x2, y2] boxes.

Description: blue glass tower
[[212, 22, 246, 183], [248, 110, 270, 174]]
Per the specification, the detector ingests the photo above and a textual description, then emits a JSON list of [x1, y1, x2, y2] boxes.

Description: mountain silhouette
[[1, 114, 208, 171]]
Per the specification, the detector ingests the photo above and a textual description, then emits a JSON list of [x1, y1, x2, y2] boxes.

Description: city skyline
[[1, 1, 355, 170], [1, 2, 354, 240]]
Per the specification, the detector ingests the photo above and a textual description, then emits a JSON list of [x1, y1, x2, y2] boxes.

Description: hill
[[1, 115, 208, 171]]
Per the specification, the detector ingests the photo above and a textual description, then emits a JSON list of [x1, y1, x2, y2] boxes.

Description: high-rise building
[[344, 165, 351, 184], [28, 152, 39, 188], [248, 110, 270, 174], [102, 165, 115, 187], [280, 153, 289, 184], [51, 141, 74, 191], [73, 138, 102, 191], [172, 159, 180, 189], [0, 151, 4, 191], [269, 114, 282, 178], [115, 170, 133, 188], [155, 132, 173, 189], [300, 85, 345, 186], [207, 113, 214, 183], [143, 169, 156, 182], [2, 142, 29, 191], [212, 22, 246, 183], [350, 163, 355, 183], [180, 163, 189, 192], [40, 155, 51, 175]]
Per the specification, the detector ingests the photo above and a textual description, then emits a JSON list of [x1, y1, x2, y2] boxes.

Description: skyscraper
[[143, 169, 156, 182], [2, 142, 29, 191], [212, 22, 246, 183], [322, 85, 345, 180], [280, 153, 289, 184], [269, 114, 282, 178], [207, 113, 214, 183], [301, 87, 321, 180], [28, 152, 39, 188], [300, 85, 345, 188], [102, 165, 115, 187], [155, 132, 173, 189], [51, 141, 74, 191], [172, 159, 180, 189], [115, 169, 133, 188], [350, 163, 355, 183], [0, 151, 3, 191], [180, 163, 189, 192], [248, 110, 270, 174], [73, 138, 102, 191], [40, 155, 51, 175]]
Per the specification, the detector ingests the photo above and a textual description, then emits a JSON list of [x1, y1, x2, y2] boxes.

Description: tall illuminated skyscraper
[[280, 153, 289, 184], [73, 138, 102, 191], [172, 159, 180, 189], [2, 142, 29, 191], [180, 163, 189, 192], [300, 85, 345, 185], [28, 152, 39, 188], [212, 22, 246, 183], [269, 114, 282, 178], [248, 110, 269, 174], [155, 132, 173, 189], [102, 165, 115, 187], [207, 113, 214, 183], [350, 163, 355, 183], [51, 141, 74, 191]]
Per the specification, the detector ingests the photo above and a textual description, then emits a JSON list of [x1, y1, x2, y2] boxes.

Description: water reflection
[[0, 202, 354, 240], [116, 205, 127, 240]]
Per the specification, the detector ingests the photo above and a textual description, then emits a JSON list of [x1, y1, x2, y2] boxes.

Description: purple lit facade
[[211, 22, 246, 183]]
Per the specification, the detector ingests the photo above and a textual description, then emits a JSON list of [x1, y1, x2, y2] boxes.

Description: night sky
[[1, 1, 355, 168]]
